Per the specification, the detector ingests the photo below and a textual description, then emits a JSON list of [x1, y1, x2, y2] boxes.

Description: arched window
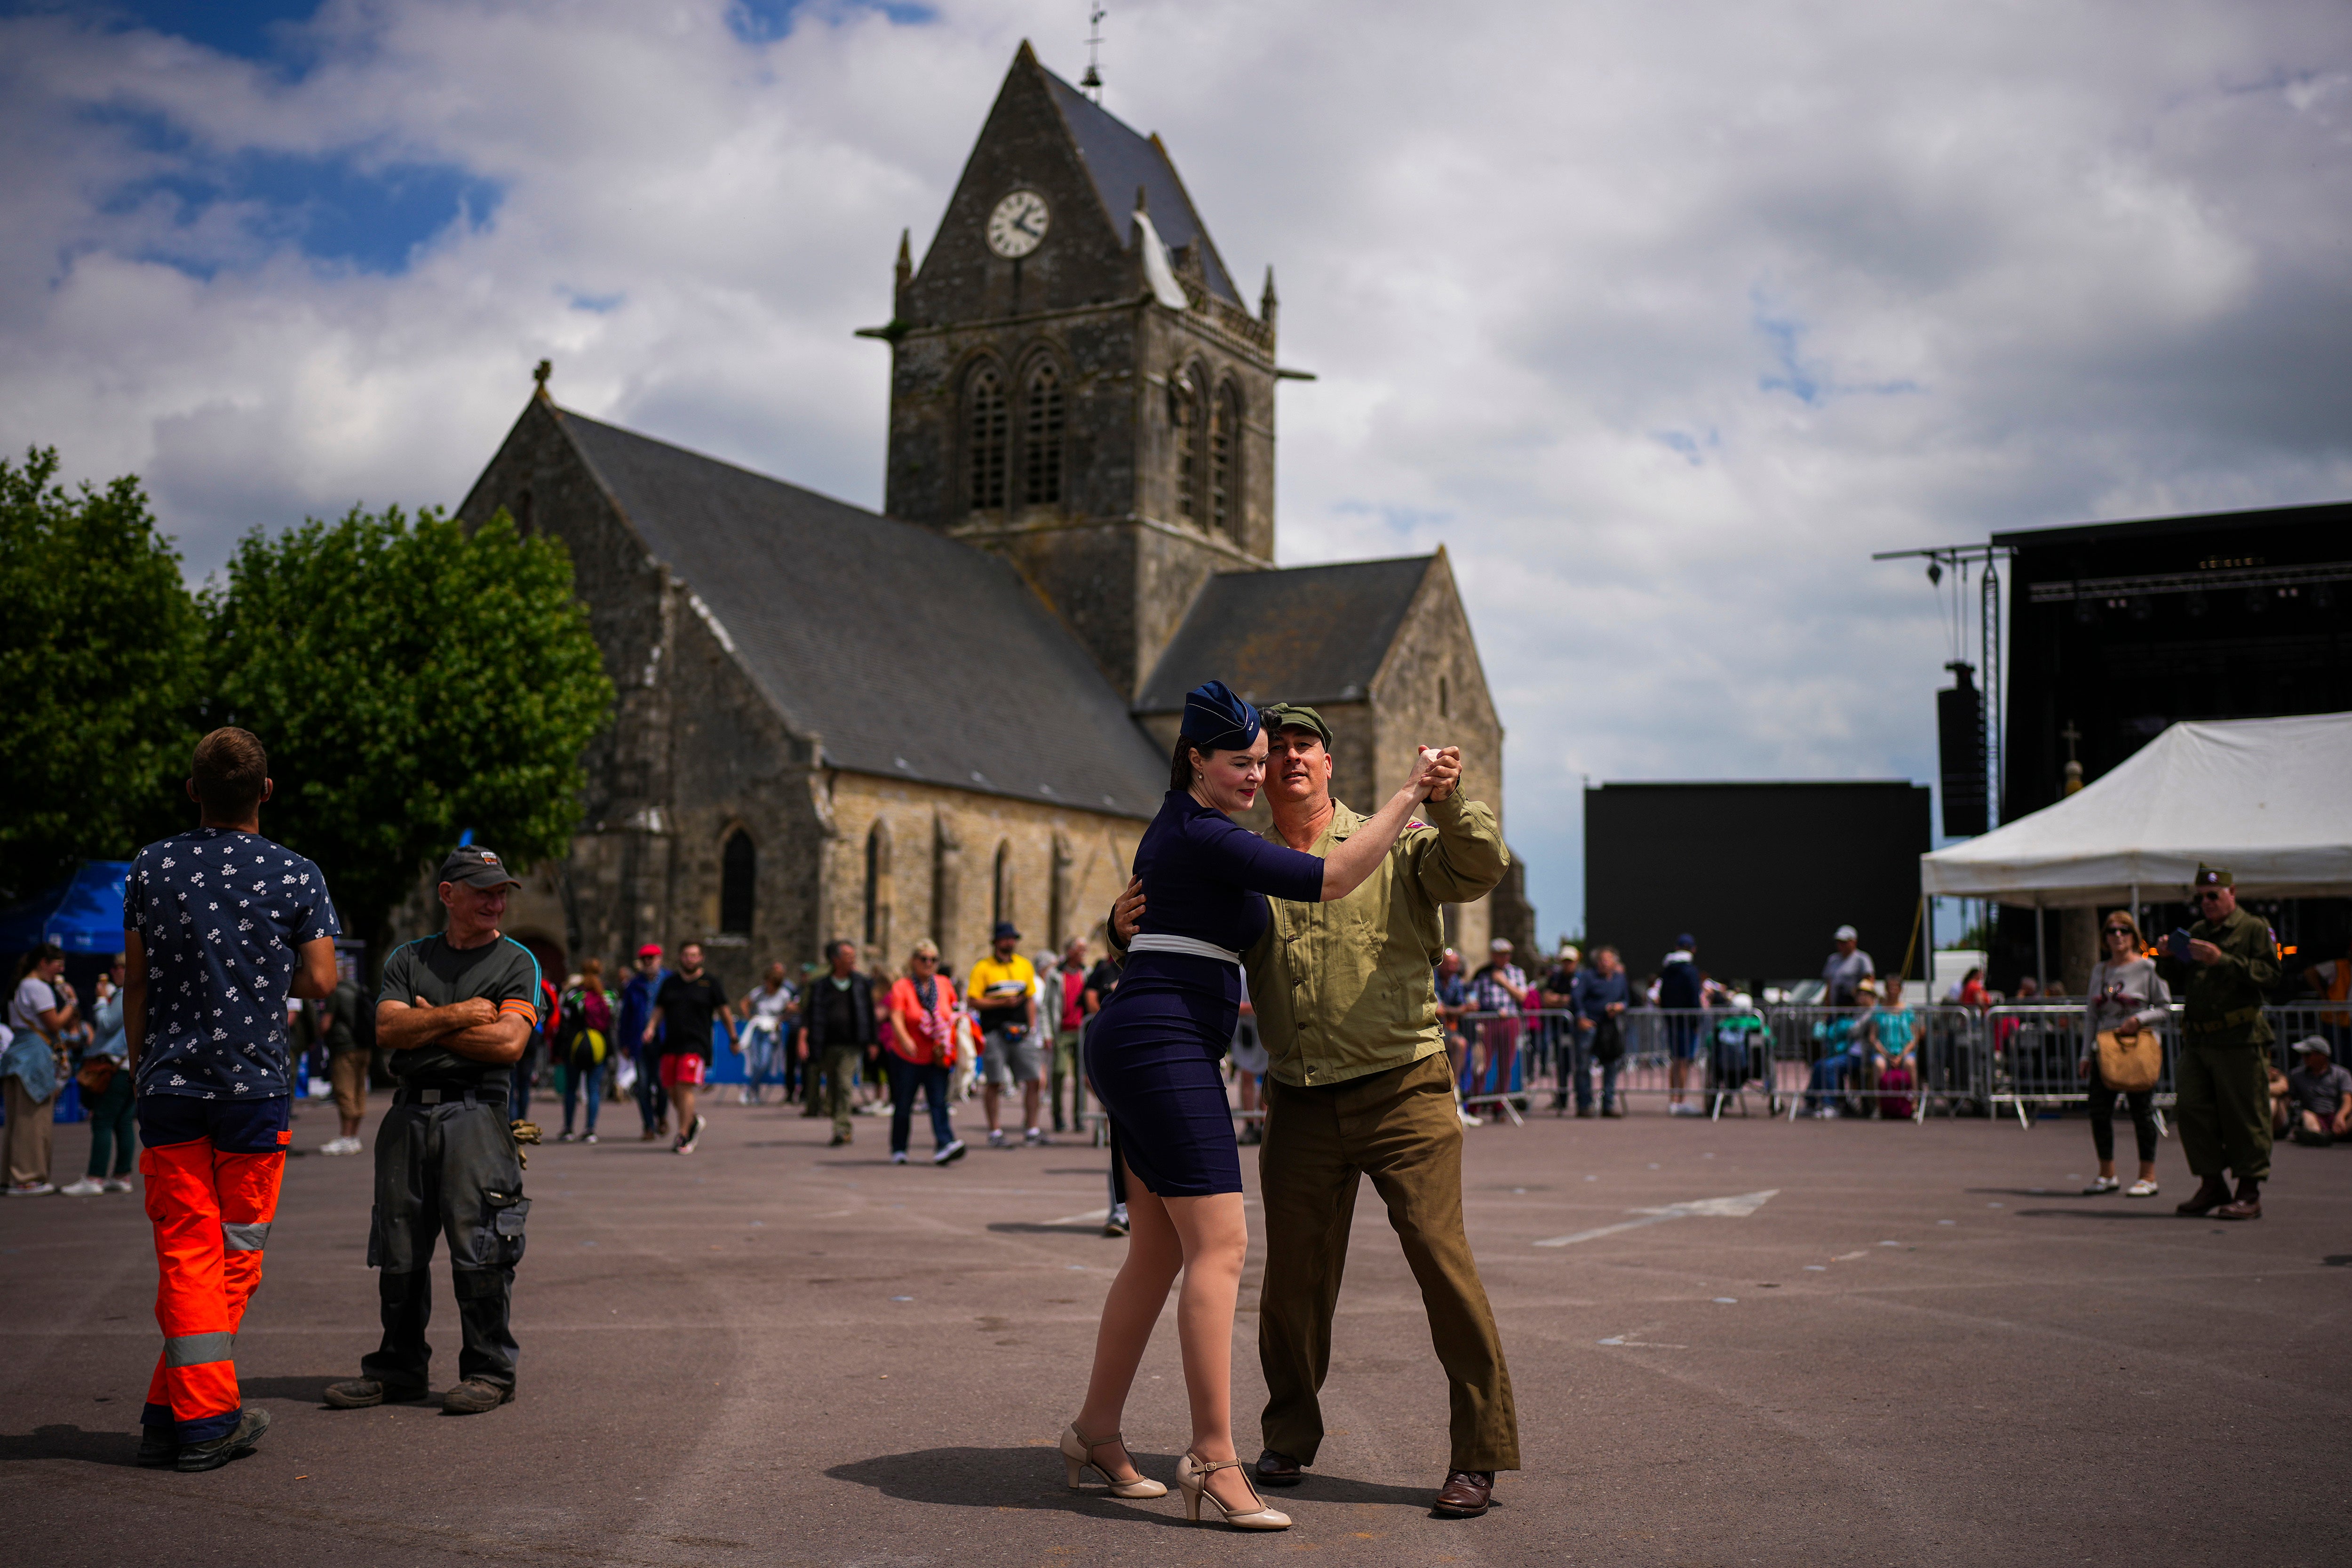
[[720, 829, 755, 935], [967, 365, 1008, 510], [992, 840, 1014, 929], [1022, 361, 1065, 507], [1170, 366, 1202, 522], [1208, 382, 1239, 538]]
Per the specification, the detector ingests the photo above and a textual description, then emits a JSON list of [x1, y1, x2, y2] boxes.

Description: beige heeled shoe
[[1176, 1452, 1292, 1530], [1060, 1423, 1168, 1499]]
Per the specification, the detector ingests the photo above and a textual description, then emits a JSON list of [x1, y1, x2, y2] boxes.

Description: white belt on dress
[[1127, 933, 1243, 966]]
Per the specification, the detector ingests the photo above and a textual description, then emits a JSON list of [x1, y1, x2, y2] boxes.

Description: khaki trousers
[[4, 1075, 57, 1188], [1257, 1052, 1520, 1472], [2175, 1041, 2272, 1182], [818, 1046, 862, 1139]]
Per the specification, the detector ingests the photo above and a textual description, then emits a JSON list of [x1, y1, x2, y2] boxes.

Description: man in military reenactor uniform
[[2173, 864, 2280, 1221], [325, 847, 542, 1414]]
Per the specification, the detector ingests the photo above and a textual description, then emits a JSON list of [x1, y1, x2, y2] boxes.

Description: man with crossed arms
[[1113, 702, 1518, 1518]]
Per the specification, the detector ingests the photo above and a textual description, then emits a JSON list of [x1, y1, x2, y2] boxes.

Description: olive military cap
[[1260, 702, 1334, 748]]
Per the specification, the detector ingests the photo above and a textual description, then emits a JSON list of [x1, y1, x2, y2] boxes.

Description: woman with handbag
[[62, 955, 137, 1196], [2079, 912, 2169, 1196]]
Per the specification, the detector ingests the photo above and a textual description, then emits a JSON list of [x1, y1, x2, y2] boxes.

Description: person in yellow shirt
[[968, 922, 1042, 1147]]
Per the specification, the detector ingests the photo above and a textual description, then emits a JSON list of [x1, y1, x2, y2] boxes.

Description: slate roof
[[1040, 67, 1240, 303], [556, 409, 1168, 819], [1136, 557, 1435, 714]]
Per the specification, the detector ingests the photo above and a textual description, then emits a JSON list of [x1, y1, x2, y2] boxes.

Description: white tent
[[1921, 711, 2352, 907]]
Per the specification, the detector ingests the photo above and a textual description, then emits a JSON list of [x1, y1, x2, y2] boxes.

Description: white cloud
[[4, 0, 2348, 938]]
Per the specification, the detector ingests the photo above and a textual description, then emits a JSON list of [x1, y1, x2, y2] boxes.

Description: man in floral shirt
[[123, 728, 339, 1473]]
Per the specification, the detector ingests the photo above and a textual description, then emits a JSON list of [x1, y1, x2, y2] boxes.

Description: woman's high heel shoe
[[1176, 1452, 1292, 1530], [1060, 1423, 1168, 1499]]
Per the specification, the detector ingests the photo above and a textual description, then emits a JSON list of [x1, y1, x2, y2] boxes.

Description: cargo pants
[[364, 1087, 529, 1392]]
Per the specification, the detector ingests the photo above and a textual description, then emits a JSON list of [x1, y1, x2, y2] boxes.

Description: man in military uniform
[[2173, 864, 2280, 1221], [1114, 704, 1517, 1518], [326, 847, 541, 1414]]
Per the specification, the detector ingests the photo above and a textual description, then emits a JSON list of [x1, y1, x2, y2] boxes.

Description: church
[[449, 43, 1523, 991]]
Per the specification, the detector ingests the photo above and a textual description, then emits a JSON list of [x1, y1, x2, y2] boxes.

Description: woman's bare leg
[[1160, 1189, 1255, 1513], [1074, 1159, 1182, 1480]]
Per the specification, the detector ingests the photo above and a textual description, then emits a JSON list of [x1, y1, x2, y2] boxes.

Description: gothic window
[[992, 840, 1014, 929], [966, 365, 1008, 510], [861, 819, 895, 951], [1022, 361, 1065, 507], [1170, 366, 1202, 522], [1208, 382, 1239, 538], [720, 829, 755, 935]]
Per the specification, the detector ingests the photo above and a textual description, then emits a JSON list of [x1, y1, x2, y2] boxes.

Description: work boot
[[1432, 1469, 1495, 1518], [443, 1379, 514, 1415], [324, 1377, 428, 1409], [134, 1425, 179, 1468], [1254, 1449, 1304, 1488], [2214, 1179, 2263, 1221], [2175, 1175, 2233, 1217], [176, 1408, 269, 1472]]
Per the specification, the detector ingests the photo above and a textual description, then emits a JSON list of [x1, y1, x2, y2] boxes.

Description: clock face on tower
[[986, 190, 1050, 258]]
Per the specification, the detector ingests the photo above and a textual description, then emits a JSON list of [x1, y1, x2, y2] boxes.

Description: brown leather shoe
[[1432, 1470, 1494, 1517], [2215, 1179, 2262, 1221], [2175, 1177, 2232, 1216], [1254, 1449, 1303, 1488]]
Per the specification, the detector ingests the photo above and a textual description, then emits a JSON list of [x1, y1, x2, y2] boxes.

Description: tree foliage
[[207, 505, 612, 946], [0, 448, 204, 901]]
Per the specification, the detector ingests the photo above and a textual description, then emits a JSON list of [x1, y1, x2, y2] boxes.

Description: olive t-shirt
[[377, 933, 541, 1086]]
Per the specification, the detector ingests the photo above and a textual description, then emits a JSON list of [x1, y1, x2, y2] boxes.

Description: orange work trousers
[[140, 1119, 286, 1442]]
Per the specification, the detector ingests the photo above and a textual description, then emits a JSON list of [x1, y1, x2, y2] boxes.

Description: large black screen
[[1584, 781, 1931, 986]]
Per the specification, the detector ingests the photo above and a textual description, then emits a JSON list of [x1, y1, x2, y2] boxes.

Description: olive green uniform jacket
[[1241, 792, 1508, 1088], [2181, 906, 2280, 1047]]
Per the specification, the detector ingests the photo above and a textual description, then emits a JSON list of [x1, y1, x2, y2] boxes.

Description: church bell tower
[[872, 42, 1281, 701]]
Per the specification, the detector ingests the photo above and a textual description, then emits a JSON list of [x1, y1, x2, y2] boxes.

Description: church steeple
[[872, 45, 1281, 701]]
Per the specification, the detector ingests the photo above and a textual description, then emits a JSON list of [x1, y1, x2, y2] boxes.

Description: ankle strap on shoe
[[1072, 1424, 1124, 1452], [1187, 1455, 1245, 1475]]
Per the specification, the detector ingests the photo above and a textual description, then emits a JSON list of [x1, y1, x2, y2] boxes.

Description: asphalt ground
[[2, 1089, 2347, 1568]]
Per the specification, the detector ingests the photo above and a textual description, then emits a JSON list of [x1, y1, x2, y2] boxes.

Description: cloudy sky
[[6, 0, 2349, 939]]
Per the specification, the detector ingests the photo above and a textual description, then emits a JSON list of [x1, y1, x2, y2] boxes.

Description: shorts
[[983, 1027, 1046, 1087], [329, 1048, 372, 1119], [137, 1092, 293, 1154], [659, 1052, 708, 1090], [1666, 1016, 1705, 1061]]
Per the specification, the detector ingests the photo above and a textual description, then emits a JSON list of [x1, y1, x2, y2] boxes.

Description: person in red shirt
[[884, 940, 967, 1166], [1050, 937, 1090, 1134]]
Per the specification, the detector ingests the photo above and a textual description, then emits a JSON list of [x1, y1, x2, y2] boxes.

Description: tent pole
[[2034, 902, 2047, 992], [2130, 882, 2140, 945]]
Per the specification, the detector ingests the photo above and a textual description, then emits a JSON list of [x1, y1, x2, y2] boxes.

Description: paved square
[[2, 1095, 2345, 1566]]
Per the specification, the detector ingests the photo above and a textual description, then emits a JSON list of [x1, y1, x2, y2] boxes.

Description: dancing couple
[[1062, 681, 1518, 1530]]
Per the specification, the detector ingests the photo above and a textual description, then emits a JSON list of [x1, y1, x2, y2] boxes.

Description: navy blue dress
[[1087, 792, 1326, 1196]]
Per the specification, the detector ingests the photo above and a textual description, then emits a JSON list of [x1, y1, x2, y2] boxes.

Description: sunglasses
[[2103, 926, 2134, 936], [2195, 890, 2229, 902]]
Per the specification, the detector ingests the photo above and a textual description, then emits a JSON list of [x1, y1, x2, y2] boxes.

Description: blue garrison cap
[[1181, 680, 1261, 752]]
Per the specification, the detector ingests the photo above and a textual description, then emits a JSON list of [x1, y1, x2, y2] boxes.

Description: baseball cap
[[1558, 943, 1581, 961], [1834, 924, 1859, 942], [438, 845, 521, 891], [2295, 1035, 2332, 1059], [1855, 977, 1878, 995], [1675, 933, 1695, 950], [637, 942, 664, 960], [993, 920, 1021, 942], [1490, 937, 1512, 951]]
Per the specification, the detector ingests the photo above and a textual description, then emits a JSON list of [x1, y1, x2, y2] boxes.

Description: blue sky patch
[[1753, 294, 1921, 406], [727, 0, 935, 46], [92, 108, 502, 276], [10, 1, 326, 63]]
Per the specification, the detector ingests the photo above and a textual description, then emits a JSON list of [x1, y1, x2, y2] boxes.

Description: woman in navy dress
[[1062, 681, 1441, 1530]]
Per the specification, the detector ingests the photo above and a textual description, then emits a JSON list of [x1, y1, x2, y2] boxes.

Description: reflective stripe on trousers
[[140, 1138, 283, 1441]]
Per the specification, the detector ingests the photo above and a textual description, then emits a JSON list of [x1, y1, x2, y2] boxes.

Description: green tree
[[0, 448, 203, 902], [207, 504, 612, 950]]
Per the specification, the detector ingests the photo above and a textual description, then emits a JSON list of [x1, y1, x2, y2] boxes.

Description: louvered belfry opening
[[968, 365, 1008, 509], [1023, 361, 1064, 506]]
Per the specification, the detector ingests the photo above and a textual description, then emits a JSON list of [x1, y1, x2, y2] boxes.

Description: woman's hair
[[1169, 736, 1201, 792], [16, 941, 64, 981], [581, 956, 603, 983], [910, 938, 939, 961], [2102, 909, 2145, 948]]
